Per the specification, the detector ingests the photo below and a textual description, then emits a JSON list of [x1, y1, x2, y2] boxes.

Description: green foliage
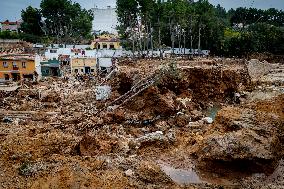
[[20, 6, 43, 37], [18, 0, 93, 44], [0, 31, 20, 39], [116, 0, 284, 56], [40, 0, 93, 43]]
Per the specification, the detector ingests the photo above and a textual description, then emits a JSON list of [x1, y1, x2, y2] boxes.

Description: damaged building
[[70, 56, 97, 75], [0, 54, 41, 81]]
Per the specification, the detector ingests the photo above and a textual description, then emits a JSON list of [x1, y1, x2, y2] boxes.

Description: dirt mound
[[177, 67, 252, 103], [126, 86, 178, 117], [79, 134, 119, 156], [247, 59, 276, 82], [195, 95, 284, 173], [120, 65, 251, 120]]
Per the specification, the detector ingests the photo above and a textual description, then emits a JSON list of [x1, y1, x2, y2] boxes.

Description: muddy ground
[[0, 58, 283, 189]]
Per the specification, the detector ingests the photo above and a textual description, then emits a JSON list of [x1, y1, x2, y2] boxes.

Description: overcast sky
[[0, 0, 283, 21]]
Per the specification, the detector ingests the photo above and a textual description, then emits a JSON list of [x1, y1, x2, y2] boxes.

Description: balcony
[[12, 67, 19, 70]]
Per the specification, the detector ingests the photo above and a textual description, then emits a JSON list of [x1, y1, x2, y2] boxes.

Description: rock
[[2, 117, 13, 123], [175, 114, 191, 127], [136, 131, 166, 144], [202, 117, 213, 124], [125, 169, 134, 177], [165, 129, 176, 143], [133, 130, 176, 149], [137, 161, 172, 183], [191, 110, 203, 121]]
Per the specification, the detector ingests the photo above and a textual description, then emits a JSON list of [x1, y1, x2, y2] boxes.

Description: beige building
[[90, 34, 121, 50], [71, 57, 97, 75]]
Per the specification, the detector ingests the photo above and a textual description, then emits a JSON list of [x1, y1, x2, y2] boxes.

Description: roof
[[0, 20, 22, 25], [0, 54, 36, 61], [95, 38, 120, 42], [41, 63, 59, 68]]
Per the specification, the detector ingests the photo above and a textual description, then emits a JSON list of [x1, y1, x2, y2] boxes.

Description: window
[[109, 44, 114, 49], [22, 62, 26, 68], [3, 62, 8, 68], [91, 69, 94, 72], [74, 69, 78, 73], [75, 53, 78, 55], [81, 69, 84, 72], [50, 49, 57, 53], [12, 62, 18, 68], [103, 44, 107, 49]]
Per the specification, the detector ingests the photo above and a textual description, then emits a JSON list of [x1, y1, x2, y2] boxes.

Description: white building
[[92, 6, 118, 34]]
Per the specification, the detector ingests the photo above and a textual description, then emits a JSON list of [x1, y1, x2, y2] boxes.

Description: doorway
[[11, 73, 20, 81], [85, 67, 91, 74]]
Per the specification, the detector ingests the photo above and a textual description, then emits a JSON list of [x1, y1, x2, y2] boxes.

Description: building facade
[[91, 34, 121, 50], [0, 54, 41, 81], [41, 58, 61, 77], [0, 20, 22, 32], [71, 57, 97, 75]]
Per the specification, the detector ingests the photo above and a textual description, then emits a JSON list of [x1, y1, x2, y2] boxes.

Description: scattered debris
[[0, 58, 283, 188]]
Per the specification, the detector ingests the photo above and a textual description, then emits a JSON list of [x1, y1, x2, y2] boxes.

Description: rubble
[[0, 58, 284, 188], [202, 117, 213, 124]]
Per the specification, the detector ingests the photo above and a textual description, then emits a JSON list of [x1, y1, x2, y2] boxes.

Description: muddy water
[[158, 159, 283, 187], [205, 105, 221, 120], [159, 163, 203, 185]]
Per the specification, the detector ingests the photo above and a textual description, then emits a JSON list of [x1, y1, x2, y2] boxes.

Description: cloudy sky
[[0, 0, 283, 21]]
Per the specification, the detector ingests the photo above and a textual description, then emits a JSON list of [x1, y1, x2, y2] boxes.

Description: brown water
[[159, 163, 203, 185]]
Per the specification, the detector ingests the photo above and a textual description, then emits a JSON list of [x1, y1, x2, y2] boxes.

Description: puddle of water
[[160, 164, 203, 185], [205, 105, 221, 120]]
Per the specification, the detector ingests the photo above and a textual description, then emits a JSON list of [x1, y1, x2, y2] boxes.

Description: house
[[0, 54, 41, 81], [41, 58, 61, 77], [71, 57, 97, 75], [97, 57, 114, 74], [0, 20, 22, 33], [44, 48, 97, 60], [91, 34, 121, 50]]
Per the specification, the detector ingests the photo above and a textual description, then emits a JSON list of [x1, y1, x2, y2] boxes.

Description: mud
[[0, 58, 283, 188]]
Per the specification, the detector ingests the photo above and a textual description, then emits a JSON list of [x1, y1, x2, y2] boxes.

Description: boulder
[[137, 161, 172, 183]]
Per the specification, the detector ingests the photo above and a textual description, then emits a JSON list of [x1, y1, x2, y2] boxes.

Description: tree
[[20, 6, 44, 43], [116, 0, 139, 52], [0, 31, 19, 39], [115, 0, 284, 57], [40, 0, 93, 43]]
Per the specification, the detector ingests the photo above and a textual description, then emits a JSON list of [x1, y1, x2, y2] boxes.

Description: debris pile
[[0, 58, 284, 188]]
